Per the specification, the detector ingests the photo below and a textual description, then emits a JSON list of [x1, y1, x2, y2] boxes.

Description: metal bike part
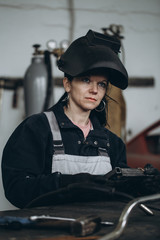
[[98, 193, 160, 240]]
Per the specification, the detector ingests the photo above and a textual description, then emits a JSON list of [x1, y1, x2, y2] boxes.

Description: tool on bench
[[99, 193, 160, 240], [0, 214, 114, 237]]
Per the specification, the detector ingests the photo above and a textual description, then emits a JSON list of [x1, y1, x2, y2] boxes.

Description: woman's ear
[[63, 77, 71, 93]]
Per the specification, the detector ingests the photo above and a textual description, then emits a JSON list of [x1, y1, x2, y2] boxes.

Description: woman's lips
[[85, 97, 97, 102]]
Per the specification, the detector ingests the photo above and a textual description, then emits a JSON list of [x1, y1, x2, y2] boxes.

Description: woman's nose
[[89, 82, 98, 93]]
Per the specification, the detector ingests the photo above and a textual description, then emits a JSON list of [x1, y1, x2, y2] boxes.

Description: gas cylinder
[[24, 45, 48, 117]]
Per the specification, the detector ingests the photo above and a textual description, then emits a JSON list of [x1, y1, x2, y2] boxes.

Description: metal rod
[[30, 215, 114, 226], [139, 203, 154, 216], [98, 194, 160, 240]]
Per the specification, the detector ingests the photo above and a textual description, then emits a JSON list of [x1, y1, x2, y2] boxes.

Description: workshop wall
[[0, 0, 160, 210]]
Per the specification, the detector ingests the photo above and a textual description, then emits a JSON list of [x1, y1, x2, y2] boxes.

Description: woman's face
[[63, 74, 108, 112]]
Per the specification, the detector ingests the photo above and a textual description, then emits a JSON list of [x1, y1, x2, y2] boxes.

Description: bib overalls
[[45, 111, 112, 175]]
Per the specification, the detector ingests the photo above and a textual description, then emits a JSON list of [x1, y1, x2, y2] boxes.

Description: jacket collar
[[50, 101, 104, 130]]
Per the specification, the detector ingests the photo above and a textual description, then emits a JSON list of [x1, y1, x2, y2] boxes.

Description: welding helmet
[[57, 30, 128, 90]]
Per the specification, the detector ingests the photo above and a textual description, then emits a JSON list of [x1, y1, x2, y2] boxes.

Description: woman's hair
[[58, 68, 115, 127]]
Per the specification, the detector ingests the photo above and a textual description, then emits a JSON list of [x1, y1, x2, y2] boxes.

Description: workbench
[[0, 198, 160, 240]]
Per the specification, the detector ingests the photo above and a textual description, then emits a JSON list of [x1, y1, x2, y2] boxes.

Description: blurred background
[[0, 0, 160, 210]]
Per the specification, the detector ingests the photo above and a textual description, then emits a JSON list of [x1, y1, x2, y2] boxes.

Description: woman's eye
[[98, 82, 107, 89], [82, 78, 90, 83]]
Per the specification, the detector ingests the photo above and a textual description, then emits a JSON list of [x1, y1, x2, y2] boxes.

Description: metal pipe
[[0, 80, 4, 115], [98, 194, 160, 240], [68, 0, 75, 43]]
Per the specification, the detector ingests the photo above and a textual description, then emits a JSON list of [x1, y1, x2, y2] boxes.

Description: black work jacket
[[1, 101, 127, 208]]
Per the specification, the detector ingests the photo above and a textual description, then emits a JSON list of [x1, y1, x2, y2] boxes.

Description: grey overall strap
[[44, 111, 109, 157], [44, 111, 65, 155]]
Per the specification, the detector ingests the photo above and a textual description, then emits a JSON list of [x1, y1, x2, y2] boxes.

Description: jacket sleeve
[[108, 131, 128, 169], [1, 113, 61, 209]]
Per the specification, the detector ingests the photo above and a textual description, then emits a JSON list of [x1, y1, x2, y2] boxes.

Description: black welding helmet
[[57, 30, 128, 90]]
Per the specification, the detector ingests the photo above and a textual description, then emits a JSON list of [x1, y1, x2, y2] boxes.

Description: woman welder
[[1, 30, 128, 208]]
